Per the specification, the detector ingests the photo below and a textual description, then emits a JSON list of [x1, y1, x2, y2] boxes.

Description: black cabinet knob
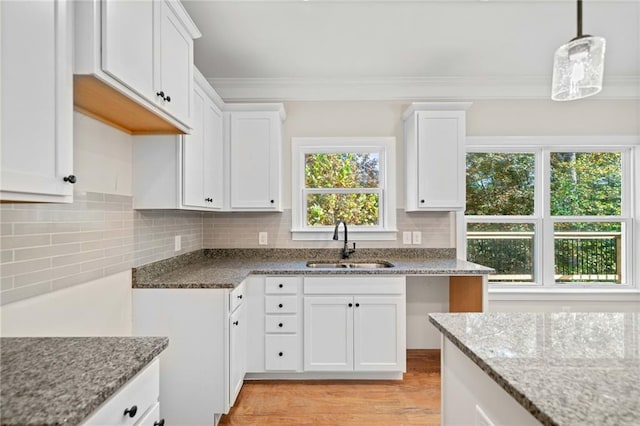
[[63, 175, 77, 184], [278, 352, 283, 357], [124, 405, 138, 418], [278, 303, 283, 308], [154, 420, 165, 426], [205, 197, 213, 202], [420, 199, 425, 203], [355, 303, 360, 307], [348, 303, 353, 307], [165, 95, 171, 102], [270, 199, 274, 204], [237, 294, 243, 299], [233, 320, 239, 326], [278, 284, 283, 288], [156, 91, 165, 98], [278, 323, 283, 327]]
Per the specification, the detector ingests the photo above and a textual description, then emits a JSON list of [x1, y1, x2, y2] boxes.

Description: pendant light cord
[[577, 0, 583, 38]]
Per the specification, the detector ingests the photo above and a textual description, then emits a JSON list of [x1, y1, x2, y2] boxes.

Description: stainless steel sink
[[305, 261, 395, 269]]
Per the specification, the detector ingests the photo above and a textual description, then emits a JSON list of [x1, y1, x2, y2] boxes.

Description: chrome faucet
[[333, 220, 356, 259]]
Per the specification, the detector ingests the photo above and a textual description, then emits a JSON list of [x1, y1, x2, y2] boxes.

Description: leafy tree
[[305, 153, 379, 226]]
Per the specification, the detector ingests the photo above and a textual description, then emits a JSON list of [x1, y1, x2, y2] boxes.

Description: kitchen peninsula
[[430, 312, 640, 426]]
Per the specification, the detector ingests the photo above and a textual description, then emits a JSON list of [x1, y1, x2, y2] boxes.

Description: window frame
[[291, 137, 397, 241], [463, 136, 636, 290]]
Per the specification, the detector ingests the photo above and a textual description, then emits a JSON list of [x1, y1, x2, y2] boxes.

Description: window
[[465, 137, 634, 288], [292, 137, 396, 240]]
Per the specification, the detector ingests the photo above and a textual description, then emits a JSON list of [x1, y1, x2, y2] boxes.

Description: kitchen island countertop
[[0, 336, 168, 426], [133, 248, 494, 289], [429, 312, 640, 426]]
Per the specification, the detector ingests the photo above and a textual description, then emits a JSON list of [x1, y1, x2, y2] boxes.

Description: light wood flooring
[[219, 350, 441, 425]]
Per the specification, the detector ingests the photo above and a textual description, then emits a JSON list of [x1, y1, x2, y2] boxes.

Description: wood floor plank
[[220, 349, 441, 425]]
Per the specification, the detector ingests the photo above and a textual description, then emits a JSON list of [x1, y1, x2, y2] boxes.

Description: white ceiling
[[182, 0, 640, 101]]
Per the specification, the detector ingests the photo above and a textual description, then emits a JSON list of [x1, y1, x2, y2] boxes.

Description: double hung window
[[465, 137, 634, 288], [291, 137, 396, 240]]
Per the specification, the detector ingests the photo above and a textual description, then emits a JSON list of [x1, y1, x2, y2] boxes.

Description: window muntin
[[465, 142, 632, 288]]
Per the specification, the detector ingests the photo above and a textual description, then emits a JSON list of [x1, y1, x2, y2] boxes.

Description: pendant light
[[551, 0, 605, 101]]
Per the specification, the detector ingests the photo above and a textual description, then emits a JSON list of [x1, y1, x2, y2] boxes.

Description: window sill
[[291, 228, 398, 241], [488, 286, 640, 302]]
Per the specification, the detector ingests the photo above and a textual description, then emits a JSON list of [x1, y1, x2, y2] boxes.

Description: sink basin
[[306, 261, 395, 269]]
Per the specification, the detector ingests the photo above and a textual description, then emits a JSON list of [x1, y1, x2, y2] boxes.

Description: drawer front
[[265, 295, 297, 314], [304, 276, 405, 295], [265, 335, 298, 371], [134, 401, 160, 426], [84, 359, 159, 426], [265, 314, 298, 333], [230, 281, 246, 312], [265, 277, 300, 295]]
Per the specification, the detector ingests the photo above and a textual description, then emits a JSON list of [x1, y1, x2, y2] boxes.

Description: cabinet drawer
[[265, 335, 298, 371], [265, 315, 298, 333], [84, 359, 159, 426], [304, 276, 405, 295], [230, 281, 246, 312], [265, 295, 297, 314], [265, 277, 300, 294], [134, 401, 159, 426]]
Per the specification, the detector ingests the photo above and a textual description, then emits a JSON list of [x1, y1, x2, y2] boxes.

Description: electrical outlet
[[258, 232, 268, 245], [402, 232, 412, 245], [174, 235, 181, 251], [412, 231, 422, 245]]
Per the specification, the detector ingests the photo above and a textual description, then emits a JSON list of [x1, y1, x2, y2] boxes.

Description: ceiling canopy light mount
[[551, 0, 605, 101]]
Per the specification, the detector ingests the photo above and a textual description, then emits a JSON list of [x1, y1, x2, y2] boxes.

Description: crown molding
[[206, 75, 640, 102]]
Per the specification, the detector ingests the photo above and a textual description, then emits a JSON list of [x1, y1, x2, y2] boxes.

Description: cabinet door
[[156, 0, 193, 125], [416, 111, 465, 210], [203, 101, 224, 209], [353, 296, 406, 372], [303, 296, 353, 371], [1, 0, 73, 202], [229, 112, 281, 210], [229, 302, 247, 406], [101, 0, 154, 100], [182, 85, 206, 208]]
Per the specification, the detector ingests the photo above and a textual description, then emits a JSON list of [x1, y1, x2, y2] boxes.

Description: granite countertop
[[429, 312, 640, 426], [0, 336, 169, 426], [132, 248, 494, 289]]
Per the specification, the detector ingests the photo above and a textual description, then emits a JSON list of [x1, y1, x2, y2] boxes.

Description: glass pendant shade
[[551, 35, 606, 101]]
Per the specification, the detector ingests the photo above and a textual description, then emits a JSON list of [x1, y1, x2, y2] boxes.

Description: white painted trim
[[194, 66, 225, 110], [223, 102, 286, 121], [207, 76, 640, 102], [291, 137, 397, 241], [467, 136, 640, 148], [489, 288, 640, 302]]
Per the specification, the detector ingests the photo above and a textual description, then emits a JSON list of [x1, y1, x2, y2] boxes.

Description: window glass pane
[[554, 222, 622, 283], [466, 153, 535, 215], [305, 153, 379, 189], [550, 152, 621, 216], [467, 223, 535, 283], [306, 193, 379, 226]]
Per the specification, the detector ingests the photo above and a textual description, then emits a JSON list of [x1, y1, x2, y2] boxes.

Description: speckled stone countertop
[[429, 312, 640, 426], [0, 337, 168, 426], [132, 248, 494, 289]]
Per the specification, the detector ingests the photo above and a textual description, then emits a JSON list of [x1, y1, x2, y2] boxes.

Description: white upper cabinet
[[1, 0, 74, 203], [155, 0, 194, 124], [101, 0, 154, 100], [404, 102, 471, 212], [74, 0, 200, 134], [182, 70, 224, 210], [226, 105, 286, 211], [134, 68, 225, 211]]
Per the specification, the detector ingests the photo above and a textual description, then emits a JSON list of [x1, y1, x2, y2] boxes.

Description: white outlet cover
[[402, 232, 412, 245], [174, 235, 181, 251], [258, 232, 268, 245], [412, 231, 422, 245]]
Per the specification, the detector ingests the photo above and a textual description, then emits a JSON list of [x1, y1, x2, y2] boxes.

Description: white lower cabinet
[[83, 359, 161, 426], [132, 282, 246, 425], [303, 276, 406, 373]]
